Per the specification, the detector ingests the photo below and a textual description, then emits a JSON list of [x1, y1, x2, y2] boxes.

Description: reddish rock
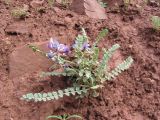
[[64, 17, 72, 23], [5, 22, 30, 35], [70, 0, 107, 19], [30, 0, 44, 8], [9, 41, 52, 78], [53, 7, 61, 13]]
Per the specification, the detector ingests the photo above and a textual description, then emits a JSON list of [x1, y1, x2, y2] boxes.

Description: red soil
[[0, 0, 159, 120]]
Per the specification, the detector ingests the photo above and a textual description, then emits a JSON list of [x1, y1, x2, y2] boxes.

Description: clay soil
[[0, 0, 160, 120]]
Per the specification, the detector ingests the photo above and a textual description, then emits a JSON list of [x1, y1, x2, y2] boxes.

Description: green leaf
[[92, 47, 99, 62], [48, 0, 55, 7], [58, 90, 64, 98], [82, 87, 88, 93], [46, 97, 52, 101], [98, 44, 120, 73], [48, 93, 54, 99], [79, 70, 84, 77], [151, 16, 160, 30], [85, 70, 91, 79], [75, 28, 88, 50], [65, 68, 77, 75], [67, 115, 82, 120], [57, 56, 65, 64], [42, 97, 47, 101], [91, 85, 104, 89], [99, 2, 107, 8], [26, 93, 34, 100], [40, 71, 67, 77], [69, 88, 76, 95], [105, 56, 133, 81], [46, 115, 62, 120], [76, 87, 82, 94], [43, 93, 48, 98], [52, 92, 59, 100], [64, 89, 70, 96], [93, 28, 108, 47], [92, 90, 99, 97]]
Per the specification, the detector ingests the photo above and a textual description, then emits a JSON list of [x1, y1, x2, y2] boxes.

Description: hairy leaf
[[21, 87, 88, 102]]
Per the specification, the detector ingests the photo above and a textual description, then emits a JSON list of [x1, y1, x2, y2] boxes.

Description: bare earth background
[[0, 0, 160, 120]]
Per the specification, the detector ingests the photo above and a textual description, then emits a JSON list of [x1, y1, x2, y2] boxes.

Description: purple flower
[[63, 63, 69, 68], [72, 40, 90, 50], [46, 51, 55, 58], [71, 40, 78, 49], [82, 42, 90, 50], [58, 44, 70, 53], [48, 38, 59, 50], [48, 38, 70, 54]]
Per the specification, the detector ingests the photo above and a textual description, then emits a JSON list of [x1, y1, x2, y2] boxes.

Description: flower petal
[[47, 51, 55, 58], [58, 44, 70, 53], [48, 38, 59, 49], [83, 42, 90, 50]]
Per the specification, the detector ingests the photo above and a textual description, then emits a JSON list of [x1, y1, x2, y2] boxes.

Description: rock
[[23, 4, 29, 11], [70, 0, 85, 15], [148, 0, 160, 7], [64, 16, 72, 23], [53, 7, 61, 13], [9, 41, 52, 78], [30, 0, 44, 8], [5, 22, 30, 35], [70, 0, 107, 19]]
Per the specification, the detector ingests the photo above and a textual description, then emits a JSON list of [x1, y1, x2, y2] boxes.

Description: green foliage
[[151, 16, 160, 31], [11, 6, 28, 19], [105, 56, 133, 81], [22, 28, 133, 102], [21, 87, 88, 102], [28, 44, 46, 56], [48, 0, 55, 7], [60, 0, 72, 8], [40, 70, 77, 77], [4, 0, 11, 5], [93, 28, 108, 47], [98, 44, 120, 74], [46, 114, 82, 120], [123, 0, 131, 6], [97, 0, 107, 8], [36, 7, 46, 14]]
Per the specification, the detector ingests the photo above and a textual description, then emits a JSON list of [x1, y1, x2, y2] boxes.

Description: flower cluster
[[72, 41, 90, 50], [48, 38, 69, 53], [46, 38, 90, 59]]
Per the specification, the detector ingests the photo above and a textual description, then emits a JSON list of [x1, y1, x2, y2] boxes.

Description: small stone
[[64, 17, 72, 23], [53, 7, 61, 13], [129, 45, 133, 48], [5, 40, 11, 45], [30, 0, 44, 8], [9, 41, 52, 79], [23, 4, 29, 11]]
